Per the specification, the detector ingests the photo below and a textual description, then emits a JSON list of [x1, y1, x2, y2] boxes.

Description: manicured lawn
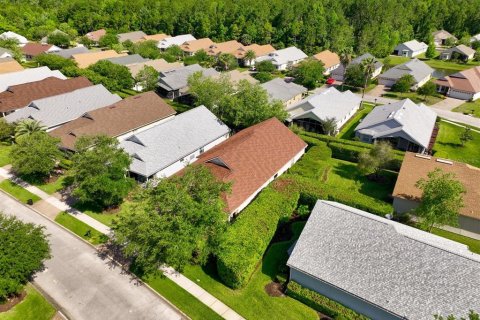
[[433, 121, 480, 168], [54, 212, 108, 245], [167, 100, 191, 113], [382, 91, 443, 105], [0, 144, 12, 167], [453, 99, 480, 118], [432, 228, 480, 254], [31, 175, 66, 195], [0, 284, 55, 320], [72, 202, 120, 227], [382, 55, 480, 73], [183, 221, 318, 320], [0, 180, 41, 204], [337, 103, 374, 140]]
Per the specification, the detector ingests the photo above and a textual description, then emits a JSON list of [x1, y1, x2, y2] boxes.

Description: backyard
[[337, 103, 374, 140], [383, 55, 480, 74], [0, 284, 55, 320], [453, 99, 480, 118]]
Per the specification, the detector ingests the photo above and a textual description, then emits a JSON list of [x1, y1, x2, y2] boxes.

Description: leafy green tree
[[0, 119, 14, 142], [444, 37, 456, 47], [254, 71, 274, 83], [35, 53, 77, 71], [98, 33, 118, 48], [163, 45, 183, 60], [417, 80, 437, 102], [415, 168, 465, 231], [434, 310, 479, 320], [244, 49, 256, 66], [0, 38, 22, 61], [255, 60, 275, 73], [111, 165, 230, 273], [134, 40, 161, 59], [459, 127, 474, 146], [89, 60, 134, 90], [14, 119, 46, 141], [425, 42, 437, 59], [47, 32, 71, 48], [216, 53, 238, 71], [71, 135, 134, 208], [122, 40, 135, 53], [193, 49, 215, 67], [339, 47, 353, 82], [319, 117, 337, 136], [10, 132, 61, 179], [291, 59, 325, 89], [392, 74, 415, 93], [0, 213, 50, 302], [135, 65, 159, 92], [357, 141, 393, 179], [188, 72, 235, 110], [344, 63, 365, 88], [78, 36, 93, 48]]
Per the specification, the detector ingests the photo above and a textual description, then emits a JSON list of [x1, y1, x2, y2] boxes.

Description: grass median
[[0, 180, 41, 204], [54, 212, 108, 245], [0, 284, 55, 320]]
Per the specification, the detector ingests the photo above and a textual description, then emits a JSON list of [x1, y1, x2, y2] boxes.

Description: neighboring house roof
[[331, 53, 383, 77], [50, 91, 176, 150], [287, 200, 480, 320], [218, 70, 258, 86], [180, 38, 214, 54], [432, 29, 457, 41], [206, 40, 243, 56], [72, 50, 127, 68], [312, 50, 340, 69], [355, 99, 437, 149], [128, 59, 183, 78], [120, 106, 230, 178], [5, 84, 121, 128], [196, 118, 307, 213], [395, 39, 428, 52], [0, 58, 23, 75], [0, 66, 66, 92], [85, 29, 106, 42], [104, 54, 149, 66], [443, 44, 476, 57], [117, 31, 147, 43], [379, 58, 433, 83], [435, 66, 480, 94], [234, 44, 276, 59], [22, 43, 60, 57], [0, 31, 28, 45], [393, 152, 480, 220], [0, 48, 13, 58], [0, 77, 92, 113], [261, 78, 307, 104], [257, 46, 308, 66], [158, 64, 219, 92], [158, 34, 196, 49], [141, 34, 170, 42], [289, 87, 361, 124], [471, 34, 480, 42], [52, 46, 89, 59]]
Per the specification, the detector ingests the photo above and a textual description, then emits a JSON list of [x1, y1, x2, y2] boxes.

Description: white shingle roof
[[288, 200, 480, 320], [0, 67, 66, 92], [158, 64, 218, 91], [379, 58, 433, 83], [158, 34, 196, 49], [0, 31, 28, 45], [261, 78, 307, 103], [256, 46, 307, 66], [398, 39, 428, 52]]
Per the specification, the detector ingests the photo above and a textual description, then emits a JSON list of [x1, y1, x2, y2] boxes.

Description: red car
[[326, 78, 335, 85]]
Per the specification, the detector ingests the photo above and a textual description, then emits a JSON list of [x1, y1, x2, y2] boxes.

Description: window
[[199, 147, 205, 154]]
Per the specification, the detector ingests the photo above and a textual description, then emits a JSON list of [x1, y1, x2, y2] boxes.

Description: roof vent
[[436, 158, 453, 165], [415, 154, 431, 160]]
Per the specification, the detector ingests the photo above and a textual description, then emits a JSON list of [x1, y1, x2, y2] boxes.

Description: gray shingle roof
[[120, 106, 230, 178], [52, 46, 89, 59], [0, 66, 66, 92], [443, 44, 476, 57], [104, 54, 150, 66], [396, 40, 428, 52], [332, 53, 383, 77], [256, 46, 307, 66], [117, 31, 147, 43], [158, 64, 219, 91], [354, 99, 437, 148], [261, 78, 307, 103], [5, 84, 121, 128], [379, 58, 433, 83], [288, 200, 480, 320]]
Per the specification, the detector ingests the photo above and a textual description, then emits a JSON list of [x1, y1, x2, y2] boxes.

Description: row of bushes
[[216, 183, 300, 288], [287, 281, 368, 320]]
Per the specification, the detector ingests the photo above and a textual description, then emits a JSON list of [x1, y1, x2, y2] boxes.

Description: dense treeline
[[1, 0, 480, 57]]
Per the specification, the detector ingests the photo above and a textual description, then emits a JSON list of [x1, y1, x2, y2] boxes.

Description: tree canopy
[[392, 74, 415, 93], [291, 59, 325, 89], [344, 63, 365, 88], [135, 65, 159, 92], [357, 141, 394, 179]]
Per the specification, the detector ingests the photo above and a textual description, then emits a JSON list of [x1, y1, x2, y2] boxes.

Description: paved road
[[0, 192, 185, 320]]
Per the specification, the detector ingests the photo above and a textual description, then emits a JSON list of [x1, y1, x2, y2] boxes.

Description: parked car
[[326, 78, 335, 85]]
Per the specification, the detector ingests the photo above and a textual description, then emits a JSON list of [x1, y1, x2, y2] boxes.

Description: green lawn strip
[[0, 144, 12, 167], [337, 103, 374, 140], [166, 100, 191, 113], [0, 284, 55, 320], [452, 100, 480, 118], [431, 227, 480, 254], [71, 202, 121, 227], [183, 222, 318, 320], [423, 59, 480, 73], [382, 91, 443, 105], [0, 180, 41, 204], [54, 212, 107, 245], [433, 121, 480, 168], [31, 175, 66, 195]]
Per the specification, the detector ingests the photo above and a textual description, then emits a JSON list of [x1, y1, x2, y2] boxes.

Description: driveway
[[430, 97, 465, 111], [0, 192, 185, 320]]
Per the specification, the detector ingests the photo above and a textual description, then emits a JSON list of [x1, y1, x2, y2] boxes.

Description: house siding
[[285, 93, 304, 108]]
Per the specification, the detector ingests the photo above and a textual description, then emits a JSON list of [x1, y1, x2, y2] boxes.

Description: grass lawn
[[183, 221, 318, 320], [0, 180, 41, 204], [0, 284, 55, 320], [29, 175, 66, 195], [337, 103, 374, 140], [167, 100, 191, 113], [432, 228, 480, 254], [382, 55, 480, 73], [433, 121, 480, 167], [54, 212, 107, 245], [382, 91, 443, 105], [72, 202, 120, 227], [453, 99, 480, 118], [0, 144, 12, 167]]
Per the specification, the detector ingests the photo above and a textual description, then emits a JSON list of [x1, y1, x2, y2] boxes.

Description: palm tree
[[339, 47, 353, 89], [244, 50, 256, 67], [361, 57, 376, 99], [15, 119, 46, 140], [320, 117, 337, 136]]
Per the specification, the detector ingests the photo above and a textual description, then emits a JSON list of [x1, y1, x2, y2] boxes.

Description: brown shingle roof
[[85, 29, 106, 42], [197, 118, 307, 213], [207, 40, 243, 56], [21, 43, 53, 57], [0, 77, 92, 113], [435, 66, 480, 94], [49, 91, 176, 150], [0, 58, 23, 74], [180, 38, 214, 54], [72, 50, 127, 68], [142, 34, 170, 42], [234, 44, 276, 59], [313, 50, 340, 69], [393, 152, 480, 220]]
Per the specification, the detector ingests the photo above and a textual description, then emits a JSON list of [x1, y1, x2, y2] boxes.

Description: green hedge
[[287, 281, 368, 320], [216, 185, 300, 289]]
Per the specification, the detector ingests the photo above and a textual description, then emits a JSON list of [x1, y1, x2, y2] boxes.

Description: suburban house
[[0, 58, 23, 75], [0, 77, 92, 116], [158, 34, 196, 50], [393, 152, 480, 234], [440, 44, 476, 61], [354, 99, 437, 153], [117, 31, 147, 43], [52, 46, 89, 59], [378, 58, 433, 90], [288, 87, 361, 134], [215, 70, 258, 87], [141, 33, 170, 42], [196, 118, 307, 216], [84, 29, 106, 44], [0, 66, 66, 92], [206, 40, 243, 56], [0, 48, 13, 59], [128, 59, 183, 90], [120, 106, 230, 182], [5, 84, 121, 131], [157, 64, 219, 99], [0, 31, 28, 46], [21, 43, 61, 60], [331, 53, 383, 81], [432, 29, 457, 46], [471, 34, 480, 43], [104, 54, 149, 66], [393, 40, 428, 57], [435, 66, 480, 101], [50, 91, 176, 151], [72, 50, 127, 68], [287, 200, 480, 320], [261, 78, 308, 108], [180, 38, 214, 56], [256, 46, 308, 71], [312, 50, 341, 74], [234, 44, 275, 66]]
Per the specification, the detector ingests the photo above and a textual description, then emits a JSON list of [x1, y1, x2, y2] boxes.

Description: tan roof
[[0, 58, 23, 74], [207, 40, 243, 56], [432, 30, 457, 41], [142, 34, 170, 42], [197, 118, 307, 213], [127, 59, 183, 77], [85, 29, 106, 42], [393, 152, 480, 220], [212, 70, 258, 86], [72, 50, 127, 68], [49, 91, 176, 150], [21, 43, 53, 57], [234, 44, 276, 59], [313, 50, 340, 68], [435, 66, 480, 94], [180, 38, 214, 53]]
